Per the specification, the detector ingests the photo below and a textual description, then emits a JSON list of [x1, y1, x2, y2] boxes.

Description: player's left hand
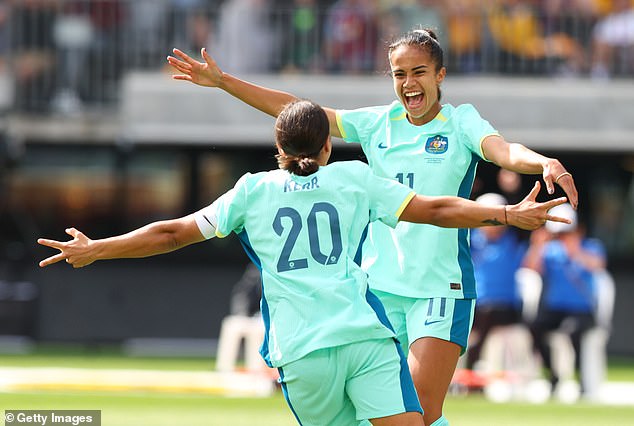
[[38, 227, 95, 268], [508, 181, 571, 230], [542, 159, 578, 209]]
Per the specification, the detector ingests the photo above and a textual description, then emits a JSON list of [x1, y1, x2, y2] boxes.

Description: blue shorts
[[373, 290, 476, 355], [278, 338, 422, 425]]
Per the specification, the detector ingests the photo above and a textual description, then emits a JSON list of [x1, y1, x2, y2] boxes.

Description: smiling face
[[389, 44, 446, 126]]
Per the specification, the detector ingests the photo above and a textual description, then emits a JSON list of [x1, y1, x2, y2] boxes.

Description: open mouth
[[404, 91, 424, 109]]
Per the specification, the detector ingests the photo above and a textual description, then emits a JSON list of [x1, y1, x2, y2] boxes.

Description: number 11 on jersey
[[395, 172, 414, 189]]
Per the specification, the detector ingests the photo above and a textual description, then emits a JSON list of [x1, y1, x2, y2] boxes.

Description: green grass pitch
[[1, 346, 633, 425]]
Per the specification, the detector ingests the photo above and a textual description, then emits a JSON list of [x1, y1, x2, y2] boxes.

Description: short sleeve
[[353, 163, 415, 228], [455, 104, 499, 161], [336, 104, 391, 147], [336, 109, 361, 144], [193, 201, 218, 239], [196, 173, 250, 238]]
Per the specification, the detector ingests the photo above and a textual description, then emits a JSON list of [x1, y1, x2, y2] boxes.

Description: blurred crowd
[[1, 0, 633, 112], [457, 170, 614, 403]]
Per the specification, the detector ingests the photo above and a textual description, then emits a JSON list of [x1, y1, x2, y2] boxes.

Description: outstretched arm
[[38, 215, 205, 268], [399, 181, 570, 230], [482, 135, 578, 209], [167, 48, 342, 137]]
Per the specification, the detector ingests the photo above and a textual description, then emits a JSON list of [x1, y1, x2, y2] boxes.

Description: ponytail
[[274, 99, 329, 176]]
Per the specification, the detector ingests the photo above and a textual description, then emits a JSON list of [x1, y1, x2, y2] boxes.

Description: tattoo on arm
[[482, 218, 504, 226]]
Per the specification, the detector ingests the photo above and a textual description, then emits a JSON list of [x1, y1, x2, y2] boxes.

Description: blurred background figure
[[212, 0, 276, 73], [215, 262, 266, 374], [486, 0, 586, 75], [496, 169, 524, 204], [465, 193, 528, 383], [376, 0, 448, 71], [541, 0, 600, 50], [167, 1, 214, 60], [0, 2, 9, 73], [51, 1, 94, 115], [445, 0, 484, 73], [10, 0, 57, 113], [522, 203, 610, 400], [590, 0, 634, 80], [280, 0, 322, 73], [322, 0, 378, 73]]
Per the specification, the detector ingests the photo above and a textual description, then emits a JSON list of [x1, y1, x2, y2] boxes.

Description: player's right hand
[[167, 47, 222, 88]]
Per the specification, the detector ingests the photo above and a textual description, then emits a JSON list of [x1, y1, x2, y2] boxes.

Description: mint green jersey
[[194, 161, 414, 367], [336, 102, 498, 299]]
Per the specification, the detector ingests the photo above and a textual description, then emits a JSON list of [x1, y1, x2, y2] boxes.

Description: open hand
[[167, 47, 223, 88]]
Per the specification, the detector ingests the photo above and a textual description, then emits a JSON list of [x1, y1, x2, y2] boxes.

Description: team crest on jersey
[[425, 135, 448, 154]]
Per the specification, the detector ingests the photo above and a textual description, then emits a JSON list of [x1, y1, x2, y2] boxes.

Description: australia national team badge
[[425, 135, 448, 154]]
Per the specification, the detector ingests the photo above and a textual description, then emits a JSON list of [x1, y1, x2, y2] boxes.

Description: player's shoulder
[[339, 102, 396, 118], [440, 103, 486, 130], [321, 161, 375, 185], [235, 169, 285, 188], [444, 103, 480, 117], [325, 160, 371, 174]]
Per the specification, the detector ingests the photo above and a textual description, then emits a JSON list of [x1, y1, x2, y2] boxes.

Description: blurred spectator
[[377, 0, 448, 71], [84, 0, 126, 104], [168, 0, 204, 48], [541, 0, 600, 48], [51, 1, 94, 114], [9, 0, 58, 113], [522, 203, 607, 395], [496, 168, 524, 204], [466, 193, 527, 372], [177, 12, 213, 56], [380, 0, 447, 38], [212, 0, 276, 73], [486, 0, 586, 75], [590, 0, 634, 79], [229, 262, 262, 317], [122, 0, 170, 69], [281, 0, 322, 73], [0, 2, 8, 70], [215, 262, 265, 373], [322, 0, 378, 73], [446, 0, 484, 73]]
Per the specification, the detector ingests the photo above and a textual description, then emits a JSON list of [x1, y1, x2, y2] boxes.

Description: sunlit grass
[[1, 345, 633, 425]]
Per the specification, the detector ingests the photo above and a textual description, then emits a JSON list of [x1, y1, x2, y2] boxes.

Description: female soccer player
[[38, 100, 568, 426], [167, 29, 578, 426]]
